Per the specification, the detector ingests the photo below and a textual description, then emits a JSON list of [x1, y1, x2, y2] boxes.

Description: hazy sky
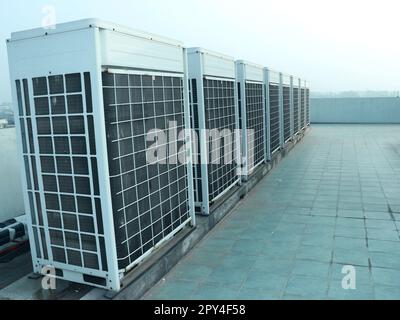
[[0, 0, 399, 102]]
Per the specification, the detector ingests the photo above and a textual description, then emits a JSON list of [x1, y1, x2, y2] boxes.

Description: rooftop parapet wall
[[311, 97, 400, 124]]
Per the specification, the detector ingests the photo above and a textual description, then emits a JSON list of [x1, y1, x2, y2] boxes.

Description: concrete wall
[[0, 128, 24, 221], [311, 97, 400, 123]]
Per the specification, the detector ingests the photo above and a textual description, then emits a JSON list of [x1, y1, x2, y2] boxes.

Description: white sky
[[0, 0, 399, 102]]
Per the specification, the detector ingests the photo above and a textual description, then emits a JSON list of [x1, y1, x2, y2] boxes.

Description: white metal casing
[[188, 48, 236, 79], [268, 69, 280, 84], [7, 19, 195, 291], [236, 60, 264, 83], [282, 74, 291, 86]]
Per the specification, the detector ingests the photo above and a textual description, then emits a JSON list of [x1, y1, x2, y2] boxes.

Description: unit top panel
[[236, 60, 264, 82], [268, 69, 280, 84], [282, 73, 291, 86], [188, 47, 235, 79], [9, 18, 183, 47]]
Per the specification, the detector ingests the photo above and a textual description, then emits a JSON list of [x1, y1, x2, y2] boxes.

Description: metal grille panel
[[269, 84, 280, 153], [293, 87, 299, 134], [300, 88, 306, 129], [283, 86, 291, 142], [189, 79, 202, 211], [102, 72, 190, 269], [245, 82, 265, 173], [306, 88, 310, 125], [16, 73, 108, 274], [204, 79, 238, 202]]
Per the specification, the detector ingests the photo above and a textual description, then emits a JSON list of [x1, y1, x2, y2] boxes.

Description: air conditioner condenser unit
[[7, 19, 195, 291], [187, 48, 241, 216], [236, 61, 266, 181]]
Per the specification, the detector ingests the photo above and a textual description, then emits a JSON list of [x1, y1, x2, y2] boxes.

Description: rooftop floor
[[144, 124, 400, 300]]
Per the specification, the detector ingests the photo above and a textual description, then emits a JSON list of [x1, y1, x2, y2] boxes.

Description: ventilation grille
[[237, 82, 242, 130], [245, 82, 265, 173], [293, 87, 299, 134], [204, 78, 238, 202], [16, 73, 107, 273], [306, 88, 310, 125], [300, 88, 306, 128], [269, 84, 280, 153], [189, 79, 202, 211], [283, 86, 291, 141], [103, 72, 190, 269]]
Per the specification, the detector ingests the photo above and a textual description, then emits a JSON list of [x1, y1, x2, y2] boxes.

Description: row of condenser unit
[[7, 19, 310, 291]]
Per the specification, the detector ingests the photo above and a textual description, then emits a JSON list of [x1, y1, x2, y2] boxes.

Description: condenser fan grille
[[245, 82, 265, 173], [269, 84, 280, 153], [103, 71, 190, 269], [283, 86, 291, 141]]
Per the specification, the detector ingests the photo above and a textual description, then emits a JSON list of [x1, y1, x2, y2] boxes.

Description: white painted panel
[[245, 64, 264, 82], [100, 30, 184, 73], [293, 77, 300, 87], [282, 74, 291, 86], [269, 70, 280, 84], [202, 54, 235, 79], [8, 29, 97, 78], [10, 19, 183, 46]]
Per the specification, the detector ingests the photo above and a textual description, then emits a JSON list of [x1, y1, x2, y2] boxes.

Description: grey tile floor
[[144, 125, 400, 300]]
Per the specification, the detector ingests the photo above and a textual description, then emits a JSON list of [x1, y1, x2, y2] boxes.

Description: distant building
[[0, 119, 8, 129], [312, 91, 400, 99], [0, 104, 15, 126]]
